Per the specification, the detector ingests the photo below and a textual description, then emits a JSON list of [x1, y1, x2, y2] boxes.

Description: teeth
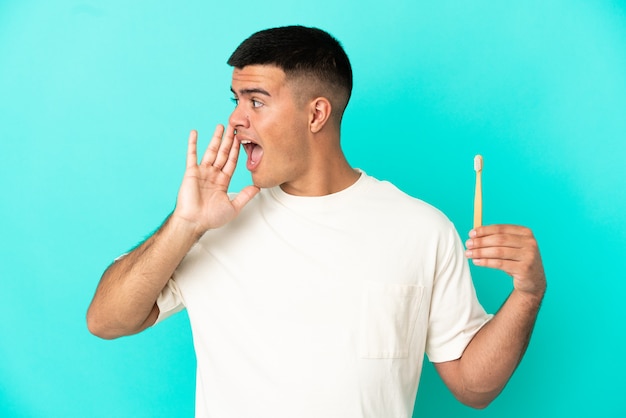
[[241, 140, 251, 145]]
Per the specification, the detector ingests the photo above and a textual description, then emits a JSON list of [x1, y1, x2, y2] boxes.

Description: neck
[[280, 163, 360, 197], [280, 134, 360, 196]]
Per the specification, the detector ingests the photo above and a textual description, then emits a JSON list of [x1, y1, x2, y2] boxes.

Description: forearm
[[87, 214, 201, 339], [448, 289, 544, 407]]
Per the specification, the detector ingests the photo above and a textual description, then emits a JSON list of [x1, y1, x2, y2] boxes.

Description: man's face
[[230, 65, 312, 192]]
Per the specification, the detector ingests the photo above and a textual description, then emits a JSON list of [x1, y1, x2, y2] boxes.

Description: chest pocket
[[358, 281, 424, 359]]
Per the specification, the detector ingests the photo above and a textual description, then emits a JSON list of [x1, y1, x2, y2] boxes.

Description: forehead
[[231, 65, 288, 95]]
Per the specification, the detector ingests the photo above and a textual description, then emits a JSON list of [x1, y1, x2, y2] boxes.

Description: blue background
[[1, 0, 625, 416]]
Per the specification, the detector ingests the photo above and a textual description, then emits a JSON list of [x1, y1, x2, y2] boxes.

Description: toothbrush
[[474, 155, 483, 229]]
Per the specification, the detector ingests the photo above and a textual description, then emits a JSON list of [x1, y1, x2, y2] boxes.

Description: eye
[[251, 99, 263, 108]]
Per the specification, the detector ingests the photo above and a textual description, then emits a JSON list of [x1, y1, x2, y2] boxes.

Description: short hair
[[227, 25, 353, 119]]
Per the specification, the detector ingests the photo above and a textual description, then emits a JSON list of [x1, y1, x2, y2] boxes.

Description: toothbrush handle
[[474, 172, 482, 228]]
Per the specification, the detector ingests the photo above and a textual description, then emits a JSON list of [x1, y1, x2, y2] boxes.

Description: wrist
[[512, 286, 546, 310], [168, 211, 208, 241]]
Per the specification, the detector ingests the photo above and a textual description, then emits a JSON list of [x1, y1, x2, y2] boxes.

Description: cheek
[[259, 108, 309, 157], [282, 125, 309, 158]]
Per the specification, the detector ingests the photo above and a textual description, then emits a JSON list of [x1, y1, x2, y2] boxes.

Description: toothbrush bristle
[[474, 155, 483, 172]]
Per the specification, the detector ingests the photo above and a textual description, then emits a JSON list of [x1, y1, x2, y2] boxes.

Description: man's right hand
[[87, 125, 259, 339], [173, 125, 260, 237]]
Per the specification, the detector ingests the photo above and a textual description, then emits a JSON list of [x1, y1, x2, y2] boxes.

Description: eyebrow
[[230, 87, 272, 97]]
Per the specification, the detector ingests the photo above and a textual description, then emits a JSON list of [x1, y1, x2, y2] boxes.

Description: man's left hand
[[465, 224, 547, 300]]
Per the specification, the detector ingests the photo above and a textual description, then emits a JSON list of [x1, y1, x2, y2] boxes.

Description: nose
[[229, 103, 249, 131]]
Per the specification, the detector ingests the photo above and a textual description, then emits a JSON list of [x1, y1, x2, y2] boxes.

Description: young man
[[87, 26, 546, 417]]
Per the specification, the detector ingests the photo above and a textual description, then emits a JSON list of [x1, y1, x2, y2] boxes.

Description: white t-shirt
[[156, 172, 491, 418]]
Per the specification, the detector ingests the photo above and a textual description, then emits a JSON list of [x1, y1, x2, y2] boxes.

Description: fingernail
[[470, 229, 477, 238], [465, 250, 472, 258]]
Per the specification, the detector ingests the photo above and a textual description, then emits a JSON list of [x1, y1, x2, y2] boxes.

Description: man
[[87, 26, 546, 417]]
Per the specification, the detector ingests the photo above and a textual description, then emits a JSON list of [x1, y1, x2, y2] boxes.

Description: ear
[[308, 97, 332, 134]]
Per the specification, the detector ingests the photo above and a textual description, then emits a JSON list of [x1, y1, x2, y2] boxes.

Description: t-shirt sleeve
[[154, 278, 186, 325], [425, 223, 492, 363]]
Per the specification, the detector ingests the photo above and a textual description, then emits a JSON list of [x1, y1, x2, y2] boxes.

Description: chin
[[250, 173, 278, 190]]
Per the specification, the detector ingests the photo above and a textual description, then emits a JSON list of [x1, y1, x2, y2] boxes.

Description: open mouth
[[240, 139, 263, 170]]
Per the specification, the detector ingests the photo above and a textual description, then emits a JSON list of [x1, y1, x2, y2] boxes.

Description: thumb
[[231, 186, 260, 213]]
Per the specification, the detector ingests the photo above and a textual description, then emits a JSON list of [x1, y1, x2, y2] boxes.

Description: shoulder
[[360, 173, 452, 229]]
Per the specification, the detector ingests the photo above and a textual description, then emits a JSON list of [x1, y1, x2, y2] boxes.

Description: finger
[[470, 224, 534, 239], [470, 254, 544, 283], [212, 124, 235, 169], [467, 226, 537, 251], [221, 125, 241, 175], [466, 232, 526, 251], [231, 185, 260, 213], [469, 257, 520, 274], [186, 130, 199, 168], [200, 124, 225, 166], [465, 246, 524, 262]]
